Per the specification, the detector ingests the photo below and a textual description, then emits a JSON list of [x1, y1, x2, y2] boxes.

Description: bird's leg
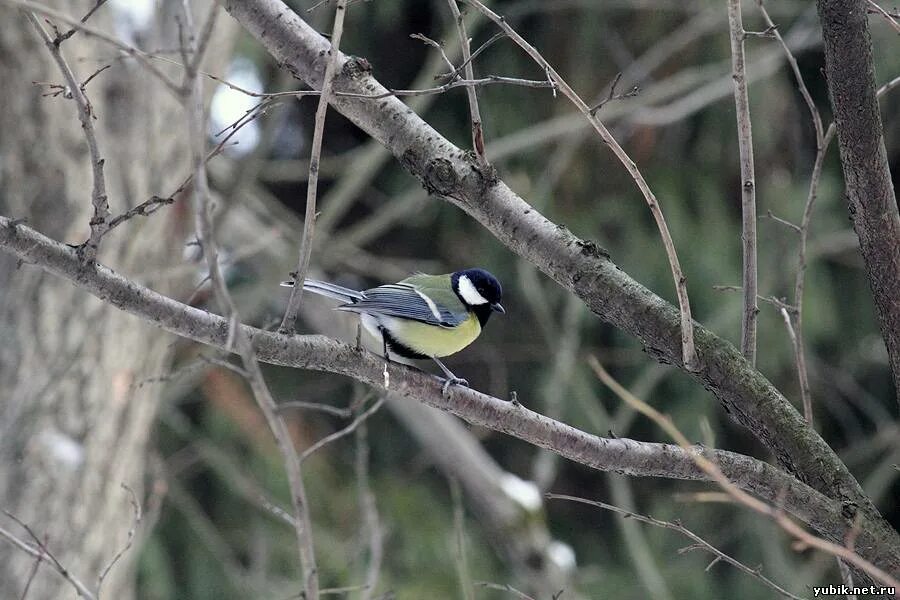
[[379, 328, 391, 389], [432, 357, 469, 395], [355, 321, 363, 351], [379, 328, 391, 363]]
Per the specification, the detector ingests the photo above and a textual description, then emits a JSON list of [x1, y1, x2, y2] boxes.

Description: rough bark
[[0, 3, 236, 598], [215, 0, 890, 538], [817, 0, 900, 407]]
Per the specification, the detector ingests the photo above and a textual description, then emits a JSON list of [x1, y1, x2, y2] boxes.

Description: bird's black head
[[451, 268, 504, 326]]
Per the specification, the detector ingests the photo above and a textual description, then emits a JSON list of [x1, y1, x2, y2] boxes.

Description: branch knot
[[423, 157, 459, 195]]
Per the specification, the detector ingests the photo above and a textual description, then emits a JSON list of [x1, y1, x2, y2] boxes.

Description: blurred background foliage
[[136, 0, 900, 597]]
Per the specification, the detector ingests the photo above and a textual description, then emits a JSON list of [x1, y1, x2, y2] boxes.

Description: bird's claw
[[441, 376, 469, 396]]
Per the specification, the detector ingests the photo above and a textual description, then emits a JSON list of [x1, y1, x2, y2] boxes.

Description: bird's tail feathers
[[281, 278, 363, 303]]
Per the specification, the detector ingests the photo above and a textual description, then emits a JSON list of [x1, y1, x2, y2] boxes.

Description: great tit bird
[[282, 268, 504, 392]]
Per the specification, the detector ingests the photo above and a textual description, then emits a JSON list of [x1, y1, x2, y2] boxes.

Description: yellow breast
[[398, 311, 482, 358]]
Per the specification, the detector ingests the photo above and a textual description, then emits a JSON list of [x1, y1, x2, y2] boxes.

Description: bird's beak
[[491, 302, 505, 314]]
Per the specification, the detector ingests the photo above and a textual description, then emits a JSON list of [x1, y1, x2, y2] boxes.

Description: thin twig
[[588, 71, 640, 112], [461, 0, 699, 371], [181, 9, 320, 598], [865, 0, 900, 33], [343, 75, 555, 99], [779, 308, 812, 425], [188, 1, 220, 76], [26, 12, 109, 263], [319, 584, 373, 596], [97, 484, 141, 594], [447, 0, 488, 163], [52, 0, 107, 45], [474, 581, 537, 600], [20, 546, 42, 600], [1, 0, 181, 95], [356, 421, 383, 600], [764, 210, 802, 233], [588, 356, 900, 591], [450, 478, 475, 600], [437, 31, 506, 81], [300, 396, 385, 461], [279, 0, 348, 334], [0, 516, 96, 600], [151, 49, 556, 102], [757, 0, 820, 432], [547, 493, 807, 600], [278, 400, 353, 417], [105, 96, 278, 236], [727, 0, 759, 364], [410, 33, 456, 74]]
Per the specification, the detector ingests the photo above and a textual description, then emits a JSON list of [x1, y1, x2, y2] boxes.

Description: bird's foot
[[441, 376, 469, 396]]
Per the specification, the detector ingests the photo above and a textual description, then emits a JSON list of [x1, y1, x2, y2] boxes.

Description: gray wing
[[337, 283, 467, 327]]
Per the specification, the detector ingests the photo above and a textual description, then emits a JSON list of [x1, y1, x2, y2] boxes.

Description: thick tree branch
[[0, 216, 898, 578], [816, 0, 900, 407], [213, 0, 888, 528]]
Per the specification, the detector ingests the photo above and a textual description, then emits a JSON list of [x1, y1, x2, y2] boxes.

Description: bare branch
[[589, 356, 900, 591], [26, 12, 109, 263], [189, 1, 221, 75], [10, 0, 900, 566], [52, 0, 107, 45], [279, 0, 348, 334], [299, 396, 385, 461], [152, 53, 559, 100], [1, 0, 181, 95], [757, 0, 823, 433], [356, 421, 383, 600], [547, 493, 806, 600], [96, 484, 141, 594], [474, 581, 537, 600], [588, 71, 640, 112], [447, 0, 487, 163], [450, 478, 475, 600], [1, 214, 898, 577], [779, 308, 813, 424], [726, 0, 759, 364], [410, 32, 456, 74], [213, 0, 894, 528], [278, 400, 353, 418], [765, 210, 802, 233], [437, 31, 506, 82], [0, 517, 96, 600], [460, 0, 699, 372], [865, 0, 900, 33], [181, 11, 320, 597]]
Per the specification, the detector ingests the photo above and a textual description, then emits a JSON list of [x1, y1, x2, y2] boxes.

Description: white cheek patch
[[457, 275, 489, 305]]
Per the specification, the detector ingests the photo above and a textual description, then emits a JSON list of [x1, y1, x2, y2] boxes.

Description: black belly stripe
[[380, 326, 429, 360]]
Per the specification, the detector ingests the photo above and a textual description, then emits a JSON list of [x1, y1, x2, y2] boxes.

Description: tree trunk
[[817, 0, 900, 408], [0, 3, 235, 598]]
